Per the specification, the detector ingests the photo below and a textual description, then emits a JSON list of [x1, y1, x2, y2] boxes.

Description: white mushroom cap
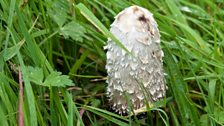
[[105, 5, 166, 115]]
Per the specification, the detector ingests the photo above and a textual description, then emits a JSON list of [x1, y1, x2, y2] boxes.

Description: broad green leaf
[[200, 114, 208, 126], [47, 0, 69, 27], [44, 71, 74, 87], [60, 21, 86, 42], [91, 99, 101, 107], [214, 108, 224, 124], [26, 66, 74, 87], [26, 66, 44, 84]]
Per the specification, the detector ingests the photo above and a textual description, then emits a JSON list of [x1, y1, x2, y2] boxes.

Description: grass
[[0, 0, 224, 125]]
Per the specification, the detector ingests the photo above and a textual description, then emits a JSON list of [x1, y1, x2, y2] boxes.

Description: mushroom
[[105, 5, 166, 115]]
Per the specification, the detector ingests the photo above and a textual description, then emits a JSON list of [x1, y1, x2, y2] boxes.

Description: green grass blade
[[76, 3, 130, 54], [69, 49, 90, 76], [67, 94, 74, 126], [164, 48, 200, 126], [8, 26, 38, 126], [83, 105, 129, 126]]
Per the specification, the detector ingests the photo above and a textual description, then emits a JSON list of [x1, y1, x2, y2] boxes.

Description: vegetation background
[[0, 0, 224, 125]]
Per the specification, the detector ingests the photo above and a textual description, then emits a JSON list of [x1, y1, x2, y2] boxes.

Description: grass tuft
[[0, 0, 224, 125]]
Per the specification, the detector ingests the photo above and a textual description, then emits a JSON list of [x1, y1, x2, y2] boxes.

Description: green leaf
[[44, 71, 74, 87], [200, 114, 208, 126], [26, 66, 74, 87], [26, 66, 44, 84], [214, 108, 224, 124], [60, 21, 86, 42], [2, 40, 24, 61], [47, 0, 69, 27], [91, 99, 101, 107]]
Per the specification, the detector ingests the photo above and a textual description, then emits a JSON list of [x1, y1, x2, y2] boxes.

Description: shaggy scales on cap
[[105, 5, 166, 115]]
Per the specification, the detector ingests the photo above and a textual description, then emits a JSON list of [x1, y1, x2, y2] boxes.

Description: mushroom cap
[[105, 5, 166, 115]]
